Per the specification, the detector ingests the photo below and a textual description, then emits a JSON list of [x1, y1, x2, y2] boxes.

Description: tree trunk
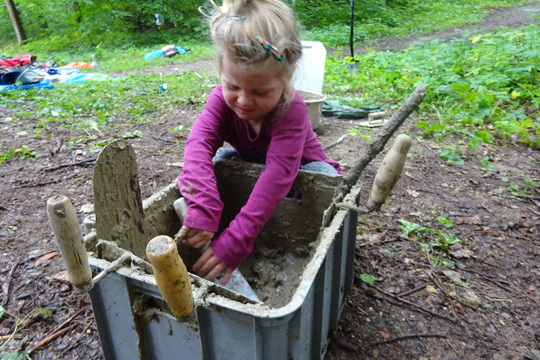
[[5, 0, 27, 44]]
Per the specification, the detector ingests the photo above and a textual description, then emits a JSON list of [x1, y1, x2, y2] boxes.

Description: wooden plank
[[93, 139, 146, 257]]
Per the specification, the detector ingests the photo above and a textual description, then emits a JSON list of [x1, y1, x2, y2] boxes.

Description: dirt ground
[[1, 3, 539, 359]]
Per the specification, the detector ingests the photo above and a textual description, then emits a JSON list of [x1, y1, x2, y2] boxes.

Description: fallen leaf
[[52, 270, 70, 284], [378, 331, 391, 339], [34, 251, 59, 267], [404, 171, 418, 180], [405, 188, 419, 197], [80, 203, 94, 213], [449, 246, 474, 259], [464, 289, 482, 303], [461, 215, 482, 225], [426, 285, 438, 293], [442, 270, 462, 283]]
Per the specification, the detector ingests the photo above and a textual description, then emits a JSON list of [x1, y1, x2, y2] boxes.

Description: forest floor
[[1, 2, 539, 359]]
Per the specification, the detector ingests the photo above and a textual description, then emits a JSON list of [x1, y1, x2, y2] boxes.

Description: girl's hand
[[193, 246, 234, 285], [178, 226, 214, 248]]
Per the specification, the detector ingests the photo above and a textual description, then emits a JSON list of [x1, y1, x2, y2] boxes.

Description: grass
[[301, 0, 534, 47], [1, 1, 538, 168], [324, 23, 540, 151]]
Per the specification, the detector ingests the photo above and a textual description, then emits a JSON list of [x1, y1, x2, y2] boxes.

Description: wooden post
[[4, 0, 27, 45]]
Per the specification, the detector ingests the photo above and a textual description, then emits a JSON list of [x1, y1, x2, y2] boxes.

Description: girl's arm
[[178, 88, 229, 234], [210, 101, 309, 269]]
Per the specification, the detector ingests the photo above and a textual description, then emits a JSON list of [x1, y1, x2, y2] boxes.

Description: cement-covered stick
[[146, 235, 194, 318], [47, 195, 93, 293], [367, 134, 412, 211]]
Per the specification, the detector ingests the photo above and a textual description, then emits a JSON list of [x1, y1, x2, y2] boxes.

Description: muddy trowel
[[173, 198, 260, 302]]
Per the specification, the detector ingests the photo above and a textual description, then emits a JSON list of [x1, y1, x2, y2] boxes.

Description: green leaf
[[0, 305, 4, 319], [36, 308, 53, 317], [0, 350, 31, 360], [436, 216, 454, 228], [440, 149, 465, 165], [359, 273, 376, 286]]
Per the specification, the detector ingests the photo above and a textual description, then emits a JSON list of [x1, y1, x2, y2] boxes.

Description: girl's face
[[221, 56, 287, 126]]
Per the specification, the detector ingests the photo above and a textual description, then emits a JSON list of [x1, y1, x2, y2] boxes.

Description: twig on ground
[[58, 316, 95, 358], [357, 237, 399, 247], [458, 266, 540, 307], [530, 208, 540, 217], [1, 256, 21, 306], [13, 179, 64, 189], [369, 333, 447, 347], [371, 285, 456, 323], [12, 174, 80, 189], [427, 271, 483, 313], [44, 158, 96, 172], [446, 338, 462, 358], [152, 135, 177, 144], [27, 307, 87, 355], [397, 283, 427, 298], [28, 323, 79, 355]]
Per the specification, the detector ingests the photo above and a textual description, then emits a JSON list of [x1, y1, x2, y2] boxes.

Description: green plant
[[325, 24, 539, 152], [398, 219, 461, 267], [359, 273, 376, 285], [439, 148, 465, 165], [1, 70, 214, 142], [0, 147, 40, 165], [0, 305, 53, 358], [522, 175, 539, 188], [480, 156, 495, 171], [170, 124, 188, 137]]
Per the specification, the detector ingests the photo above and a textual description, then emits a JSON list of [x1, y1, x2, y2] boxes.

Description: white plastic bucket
[[293, 41, 326, 94], [299, 90, 326, 130]]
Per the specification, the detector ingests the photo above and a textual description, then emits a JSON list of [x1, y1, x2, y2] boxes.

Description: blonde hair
[[205, 0, 302, 85]]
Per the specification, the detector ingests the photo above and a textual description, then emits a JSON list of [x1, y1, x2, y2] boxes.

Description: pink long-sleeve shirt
[[178, 85, 341, 269]]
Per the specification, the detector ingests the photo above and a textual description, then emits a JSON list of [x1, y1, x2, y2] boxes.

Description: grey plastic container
[[86, 160, 360, 360]]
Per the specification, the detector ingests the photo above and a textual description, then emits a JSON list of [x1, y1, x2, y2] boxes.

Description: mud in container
[[85, 150, 360, 360]]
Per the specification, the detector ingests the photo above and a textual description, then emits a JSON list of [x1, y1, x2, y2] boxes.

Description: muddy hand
[[178, 225, 214, 249], [193, 246, 233, 285]]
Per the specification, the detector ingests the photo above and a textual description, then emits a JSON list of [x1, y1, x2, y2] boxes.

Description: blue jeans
[[213, 148, 339, 198]]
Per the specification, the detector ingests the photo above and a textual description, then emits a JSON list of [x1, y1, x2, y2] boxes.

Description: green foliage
[[1, 0, 537, 167], [439, 149, 465, 165], [1, 0, 529, 50], [0, 0, 208, 49], [500, 175, 539, 196], [0, 146, 40, 165], [359, 273, 376, 285], [325, 24, 540, 154], [398, 219, 461, 267], [1, 70, 216, 139], [0, 306, 53, 358], [0, 351, 31, 360], [297, 0, 528, 47]]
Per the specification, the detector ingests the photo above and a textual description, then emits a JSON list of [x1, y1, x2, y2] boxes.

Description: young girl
[[177, 0, 342, 285]]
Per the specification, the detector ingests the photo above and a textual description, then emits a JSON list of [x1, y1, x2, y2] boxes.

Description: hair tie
[[223, 15, 246, 22], [255, 36, 284, 63]]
